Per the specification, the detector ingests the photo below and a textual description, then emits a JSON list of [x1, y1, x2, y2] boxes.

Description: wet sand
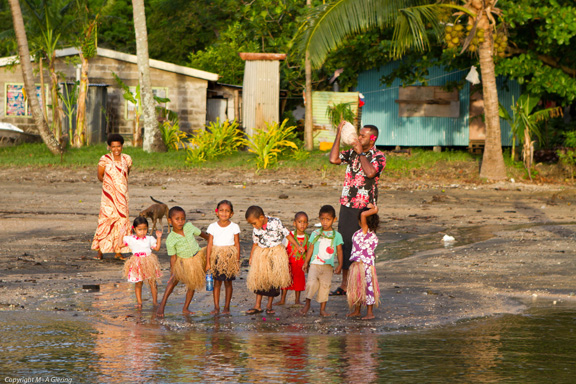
[[1, 166, 575, 333]]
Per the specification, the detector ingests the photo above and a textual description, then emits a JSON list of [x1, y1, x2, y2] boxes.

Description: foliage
[[499, 94, 563, 174], [59, 81, 79, 143], [497, 0, 576, 104], [326, 102, 355, 129], [557, 131, 576, 180], [243, 119, 299, 169], [186, 119, 245, 164], [159, 120, 187, 151]]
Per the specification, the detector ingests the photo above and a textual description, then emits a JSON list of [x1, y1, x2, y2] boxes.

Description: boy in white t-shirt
[[300, 205, 344, 317]]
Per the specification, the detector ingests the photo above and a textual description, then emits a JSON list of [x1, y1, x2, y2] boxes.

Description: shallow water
[[2, 303, 576, 383]]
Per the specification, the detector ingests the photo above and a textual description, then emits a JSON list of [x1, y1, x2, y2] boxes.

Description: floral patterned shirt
[[349, 230, 378, 266], [252, 216, 290, 248], [339, 147, 386, 209]]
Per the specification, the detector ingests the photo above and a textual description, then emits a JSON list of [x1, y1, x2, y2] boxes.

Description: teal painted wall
[[357, 63, 519, 147]]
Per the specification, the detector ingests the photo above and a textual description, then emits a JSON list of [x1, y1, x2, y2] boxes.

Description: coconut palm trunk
[[475, 3, 506, 180], [74, 51, 89, 147], [304, 0, 314, 151], [132, 0, 165, 152], [48, 52, 62, 141], [8, 0, 61, 155]]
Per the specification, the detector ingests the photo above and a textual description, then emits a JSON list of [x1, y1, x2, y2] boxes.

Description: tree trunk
[[478, 24, 506, 180], [8, 0, 61, 155], [132, 0, 165, 152], [74, 51, 89, 147], [304, 0, 314, 151], [48, 53, 62, 141]]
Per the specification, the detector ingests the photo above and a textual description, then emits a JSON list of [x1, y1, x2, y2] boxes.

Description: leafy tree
[[497, 0, 576, 104], [297, 0, 508, 180], [8, 0, 61, 154]]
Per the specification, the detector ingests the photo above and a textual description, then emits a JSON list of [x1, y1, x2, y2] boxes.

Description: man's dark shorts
[[338, 205, 361, 270]]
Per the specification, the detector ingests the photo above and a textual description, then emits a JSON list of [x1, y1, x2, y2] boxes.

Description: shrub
[[558, 131, 576, 180], [186, 119, 244, 163], [243, 119, 299, 169], [159, 120, 187, 151]]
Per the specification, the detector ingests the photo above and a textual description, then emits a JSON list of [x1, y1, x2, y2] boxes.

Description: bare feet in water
[[210, 309, 220, 315]]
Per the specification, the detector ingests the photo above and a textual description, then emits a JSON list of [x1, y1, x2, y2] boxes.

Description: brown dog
[[139, 197, 169, 233]]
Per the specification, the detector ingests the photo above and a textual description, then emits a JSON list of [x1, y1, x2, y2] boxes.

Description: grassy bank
[[0, 143, 482, 173]]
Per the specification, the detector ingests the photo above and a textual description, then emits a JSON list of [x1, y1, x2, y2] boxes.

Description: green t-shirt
[[309, 229, 344, 267], [166, 222, 201, 258]]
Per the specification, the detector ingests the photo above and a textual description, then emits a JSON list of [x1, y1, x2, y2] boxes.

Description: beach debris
[[442, 234, 455, 243], [82, 284, 100, 292]]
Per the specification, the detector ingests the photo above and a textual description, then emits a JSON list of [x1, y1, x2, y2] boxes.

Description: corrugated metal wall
[[242, 60, 280, 136], [358, 62, 518, 147]]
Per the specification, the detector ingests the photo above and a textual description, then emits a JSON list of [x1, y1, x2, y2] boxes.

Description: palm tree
[[298, 0, 507, 180], [8, 0, 61, 155], [132, 0, 165, 152]]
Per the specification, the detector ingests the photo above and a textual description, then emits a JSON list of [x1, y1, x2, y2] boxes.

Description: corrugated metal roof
[[358, 63, 517, 147]]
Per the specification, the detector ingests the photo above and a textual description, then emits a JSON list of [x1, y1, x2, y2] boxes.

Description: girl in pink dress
[[123, 216, 162, 308], [346, 204, 380, 320]]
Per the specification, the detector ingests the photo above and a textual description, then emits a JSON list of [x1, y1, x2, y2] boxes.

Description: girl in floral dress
[[346, 203, 380, 320]]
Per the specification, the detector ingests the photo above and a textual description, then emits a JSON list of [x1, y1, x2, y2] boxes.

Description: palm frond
[[297, 0, 431, 68], [391, 4, 444, 59]]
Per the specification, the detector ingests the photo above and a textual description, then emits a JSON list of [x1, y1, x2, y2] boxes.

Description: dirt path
[[1, 166, 575, 332]]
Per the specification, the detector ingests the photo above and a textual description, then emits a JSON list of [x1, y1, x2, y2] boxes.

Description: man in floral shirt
[[328, 122, 386, 295]]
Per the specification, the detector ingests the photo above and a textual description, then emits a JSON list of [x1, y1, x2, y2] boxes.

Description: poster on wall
[[6, 84, 26, 116], [5, 84, 45, 117]]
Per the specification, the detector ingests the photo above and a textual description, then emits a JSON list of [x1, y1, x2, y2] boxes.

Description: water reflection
[[1, 304, 576, 383]]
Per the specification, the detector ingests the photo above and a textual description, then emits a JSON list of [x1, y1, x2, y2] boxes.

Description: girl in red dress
[[276, 212, 309, 306]]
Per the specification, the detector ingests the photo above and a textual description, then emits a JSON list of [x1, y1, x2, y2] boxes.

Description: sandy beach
[[1, 165, 575, 332]]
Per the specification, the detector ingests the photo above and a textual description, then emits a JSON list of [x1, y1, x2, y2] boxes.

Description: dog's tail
[[150, 196, 165, 205]]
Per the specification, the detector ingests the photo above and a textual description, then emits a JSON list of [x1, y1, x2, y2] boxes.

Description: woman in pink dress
[[92, 134, 132, 260]]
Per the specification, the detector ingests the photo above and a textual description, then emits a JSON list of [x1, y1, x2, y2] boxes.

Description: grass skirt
[[172, 247, 207, 291], [247, 244, 291, 292], [347, 261, 380, 308], [123, 253, 162, 284], [210, 245, 240, 279]]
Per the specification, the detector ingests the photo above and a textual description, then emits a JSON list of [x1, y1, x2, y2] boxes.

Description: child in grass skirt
[[157, 206, 209, 317], [245, 206, 305, 315], [123, 216, 162, 308], [347, 203, 380, 320], [206, 200, 241, 315]]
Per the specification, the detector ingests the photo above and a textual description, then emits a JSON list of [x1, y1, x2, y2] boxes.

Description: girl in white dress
[[205, 200, 241, 315]]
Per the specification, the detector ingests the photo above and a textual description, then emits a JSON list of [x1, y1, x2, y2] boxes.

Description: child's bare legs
[[183, 288, 195, 315], [319, 301, 330, 317], [300, 298, 311, 315], [134, 282, 143, 308], [149, 281, 158, 306], [212, 280, 223, 315], [275, 289, 288, 305], [157, 275, 178, 317], [222, 281, 233, 314], [265, 296, 274, 313], [294, 291, 302, 305], [253, 293, 264, 311], [362, 305, 375, 320], [347, 304, 361, 317]]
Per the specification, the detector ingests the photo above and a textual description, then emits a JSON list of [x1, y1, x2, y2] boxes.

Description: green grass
[[0, 143, 481, 173]]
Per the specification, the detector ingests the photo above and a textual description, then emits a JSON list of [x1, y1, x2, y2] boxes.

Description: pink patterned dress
[[91, 153, 132, 254]]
